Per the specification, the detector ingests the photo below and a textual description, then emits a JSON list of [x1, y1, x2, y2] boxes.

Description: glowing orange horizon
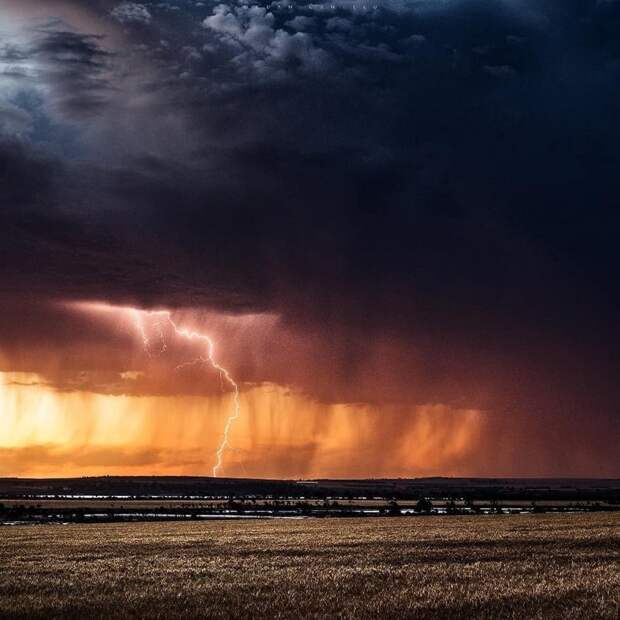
[[0, 301, 490, 479], [0, 371, 485, 478]]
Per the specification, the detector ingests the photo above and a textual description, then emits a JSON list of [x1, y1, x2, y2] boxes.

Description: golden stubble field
[[0, 513, 618, 619]]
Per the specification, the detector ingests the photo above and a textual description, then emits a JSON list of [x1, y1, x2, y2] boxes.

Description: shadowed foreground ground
[[1, 513, 618, 619]]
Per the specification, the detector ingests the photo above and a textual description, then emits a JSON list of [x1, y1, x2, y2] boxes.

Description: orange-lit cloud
[[0, 371, 484, 478], [2, 300, 619, 479], [0, 303, 487, 478]]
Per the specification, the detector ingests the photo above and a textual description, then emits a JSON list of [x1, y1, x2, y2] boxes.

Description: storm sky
[[1, 0, 619, 478]]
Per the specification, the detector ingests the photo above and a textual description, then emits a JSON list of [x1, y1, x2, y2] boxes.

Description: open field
[[1, 513, 618, 619]]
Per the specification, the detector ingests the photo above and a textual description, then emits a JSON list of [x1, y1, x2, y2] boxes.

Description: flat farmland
[[1, 513, 618, 619]]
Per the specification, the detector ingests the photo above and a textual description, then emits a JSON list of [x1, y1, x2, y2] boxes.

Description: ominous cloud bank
[[1, 0, 620, 475]]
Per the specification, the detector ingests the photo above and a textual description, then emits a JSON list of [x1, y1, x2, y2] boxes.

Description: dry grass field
[[0, 513, 618, 619]]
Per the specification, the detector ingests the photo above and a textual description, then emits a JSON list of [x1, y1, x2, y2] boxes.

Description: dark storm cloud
[[1, 0, 620, 469], [31, 29, 114, 115], [3, 0, 620, 310]]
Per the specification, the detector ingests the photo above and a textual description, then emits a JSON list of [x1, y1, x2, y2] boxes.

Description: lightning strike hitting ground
[[133, 309, 240, 477], [74, 303, 240, 477]]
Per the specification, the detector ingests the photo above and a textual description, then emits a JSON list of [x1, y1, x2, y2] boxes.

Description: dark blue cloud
[[1, 1, 620, 461]]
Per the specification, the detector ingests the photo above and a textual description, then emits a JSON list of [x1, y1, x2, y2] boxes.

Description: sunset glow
[[0, 370, 483, 478]]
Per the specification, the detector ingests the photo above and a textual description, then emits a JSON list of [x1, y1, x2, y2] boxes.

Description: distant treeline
[[1, 476, 619, 503], [2, 497, 618, 524]]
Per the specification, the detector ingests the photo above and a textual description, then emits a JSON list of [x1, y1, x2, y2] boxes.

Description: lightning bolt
[[133, 308, 240, 477]]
